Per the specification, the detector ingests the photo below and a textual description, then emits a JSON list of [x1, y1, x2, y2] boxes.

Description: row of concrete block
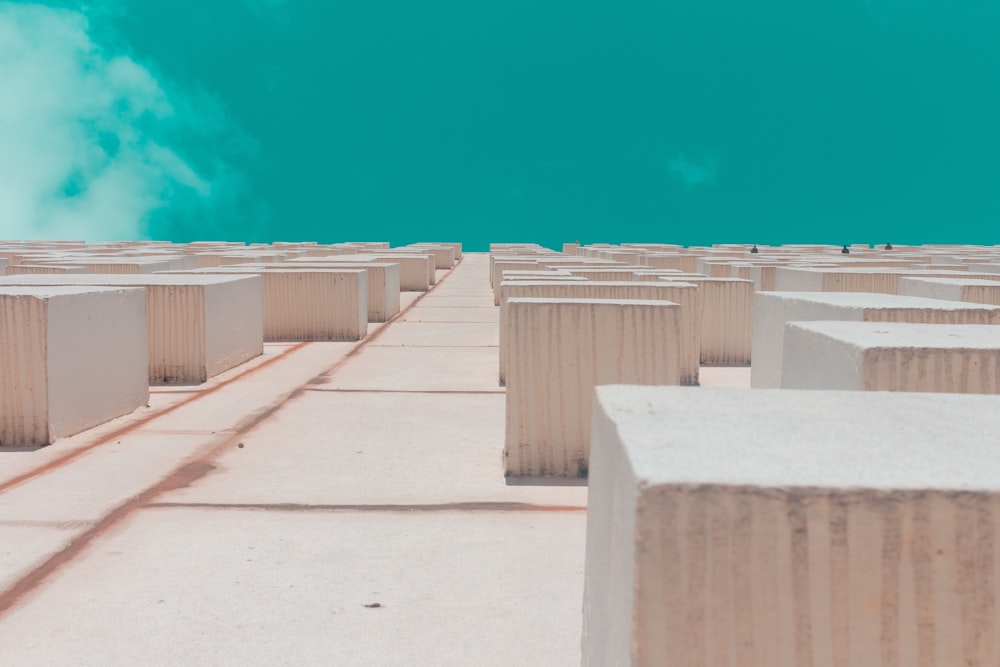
[[500, 290, 1000, 477], [0, 241, 461, 448]]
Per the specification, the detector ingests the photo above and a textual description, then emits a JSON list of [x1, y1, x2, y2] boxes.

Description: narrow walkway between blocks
[[0, 254, 588, 666]]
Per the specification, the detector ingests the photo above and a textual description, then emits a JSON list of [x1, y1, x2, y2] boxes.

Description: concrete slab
[[322, 346, 500, 392], [781, 321, 1000, 393], [586, 385, 1000, 666], [400, 307, 499, 323], [371, 322, 498, 347], [752, 291, 1000, 388], [0, 509, 584, 666]]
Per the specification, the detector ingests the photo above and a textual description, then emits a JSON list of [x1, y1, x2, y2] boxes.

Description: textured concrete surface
[[586, 385, 1000, 667]]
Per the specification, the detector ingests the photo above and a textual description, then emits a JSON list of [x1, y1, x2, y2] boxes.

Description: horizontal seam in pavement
[[369, 344, 499, 348], [304, 388, 505, 395], [0, 342, 311, 497], [0, 257, 464, 619], [144, 502, 586, 513]]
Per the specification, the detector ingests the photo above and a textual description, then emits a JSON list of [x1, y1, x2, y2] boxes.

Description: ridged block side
[[504, 298, 681, 477]]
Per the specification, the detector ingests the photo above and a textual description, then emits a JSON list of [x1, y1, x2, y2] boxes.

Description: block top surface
[[595, 385, 1000, 492], [786, 321, 1000, 349], [0, 285, 145, 299], [0, 274, 259, 287], [761, 291, 1000, 311], [900, 277, 1000, 288]]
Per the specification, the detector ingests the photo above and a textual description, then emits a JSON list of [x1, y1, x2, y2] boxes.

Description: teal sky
[[2, 1, 998, 250]]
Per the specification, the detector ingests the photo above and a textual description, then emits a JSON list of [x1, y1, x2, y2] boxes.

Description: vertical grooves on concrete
[[505, 300, 680, 477], [262, 272, 367, 341], [0, 295, 48, 446], [699, 280, 753, 365], [635, 489, 1000, 665], [823, 272, 900, 295], [861, 348, 1000, 394], [499, 282, 699, 385], [148, 285, 207, 384], [964, 285, 1000, 307]]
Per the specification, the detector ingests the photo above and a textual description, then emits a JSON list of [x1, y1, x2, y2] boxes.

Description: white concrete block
[[498, 281, 701, 385], [0, 286, 149, 446], [752, 291, 1000, 388], [775, 267, 1000, 294], [899, 277, 1000, 307], [782, 321, 1000, 393], [406, 244, 456, 269], [0, 274, 264, 384], [263, 262, 400, 322], [504, 298, 682, 477], [160, 269, 367, 341], [585, 385, 1000, 667], [659, 276, 753, 364]]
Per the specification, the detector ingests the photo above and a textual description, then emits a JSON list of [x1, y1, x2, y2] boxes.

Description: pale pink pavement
[[0, 253, 748, 665]]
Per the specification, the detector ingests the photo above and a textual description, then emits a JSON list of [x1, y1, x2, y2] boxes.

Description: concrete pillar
[[504, 298, 681, 477], [0, 286, 149, 446], [585, 385, 1000, 667]]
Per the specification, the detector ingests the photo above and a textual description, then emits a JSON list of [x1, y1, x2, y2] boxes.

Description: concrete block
[[752, 291, 1000, 388], [504, 298, 682, 477], [362, 254, 435, 290], [0, 286, 149, 446], [774, 267, 1000, 294], [781, 321, 1000, 393], [265, 262, 400, 322], [160, 269, 367, 341], [0, 274, 264, 384], [899, 277, 1000, 307], [585, 385, 1000, 667], [406, 244, 456, 269], [498, 281, 701, 385], [660, 276, 753, 365]]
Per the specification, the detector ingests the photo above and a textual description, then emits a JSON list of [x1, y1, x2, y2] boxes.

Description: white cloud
[[0, 2, 237, 241]]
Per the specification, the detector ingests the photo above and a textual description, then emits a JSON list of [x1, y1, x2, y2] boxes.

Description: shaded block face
[[585, 386, 1000, 667], [246, 261, 400, 322], [498, 281, 701, 386], [660, 276, 752, 364], [752, 292, 1000, 388], [504, 298, 681, 478], [781, 321, 1000, 393], [0, 287, 149, 446], [258, 270, 368, 341]]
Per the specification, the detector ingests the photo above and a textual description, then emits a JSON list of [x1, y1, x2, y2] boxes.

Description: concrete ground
[[0, 253, 749, 665]]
